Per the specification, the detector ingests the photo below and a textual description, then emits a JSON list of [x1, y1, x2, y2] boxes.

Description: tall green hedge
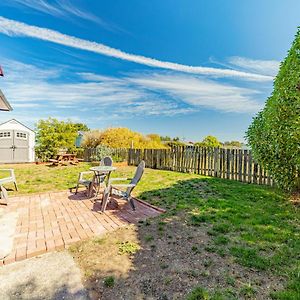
[[247, 28, 300, 192]]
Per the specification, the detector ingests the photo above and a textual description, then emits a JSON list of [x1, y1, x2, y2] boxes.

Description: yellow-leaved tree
[[82, 127, 166, 149]]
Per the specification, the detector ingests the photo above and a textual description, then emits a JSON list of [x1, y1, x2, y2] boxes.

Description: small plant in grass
[[118, 241, 140, 255], [213, 235, 229, 245], [144, 235, 154, 242], [203, 258, 213, 268], [186, 286, 209, 300], [158, 226, 164, 232], [160, 263, 168, 269], [217, 248, 226, 257], [240, 283, 256, 298], [187, 286, 238, 300], [164, 277, 172, 285], [185, 269, 199, 278], [225, 274, 236, 286], [204, 245, 217, 253], [200, 270, 210, 277], [230, 246, 269, 270], [104, 276, 115, 288], [190, 213, 209, 225], [212, 223, 231, 234], [93, 237, 105, 245], [270, 267, 300, 299], [191, 245, 198, 252], [144, 220, 151, 226]]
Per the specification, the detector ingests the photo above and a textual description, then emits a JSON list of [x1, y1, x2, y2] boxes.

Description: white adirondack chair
[[0, 169, 18, 191]]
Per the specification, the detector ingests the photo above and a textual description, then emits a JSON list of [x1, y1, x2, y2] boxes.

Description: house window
[[0, 132, 11, 138], [16, 132, 27, 139]]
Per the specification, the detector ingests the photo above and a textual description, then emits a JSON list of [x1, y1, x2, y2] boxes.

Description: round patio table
[[89, 166, 117, 198]]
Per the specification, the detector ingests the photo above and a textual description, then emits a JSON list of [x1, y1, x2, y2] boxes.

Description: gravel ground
[[0, 251, 89, 300]]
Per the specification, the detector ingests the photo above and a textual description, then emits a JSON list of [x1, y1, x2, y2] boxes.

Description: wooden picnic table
[[49, 153, 81, 166]]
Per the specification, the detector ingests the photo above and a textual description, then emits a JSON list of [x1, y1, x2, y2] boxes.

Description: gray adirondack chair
[[101, 160, 145, 212], [75, 156, 113, 195], [0, 169, 18, 191]]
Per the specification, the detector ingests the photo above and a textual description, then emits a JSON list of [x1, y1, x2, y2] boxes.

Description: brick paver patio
[[0, 190, 164, 266]]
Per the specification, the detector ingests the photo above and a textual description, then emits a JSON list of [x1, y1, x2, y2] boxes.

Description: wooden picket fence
[[128, 146, 274, 186]]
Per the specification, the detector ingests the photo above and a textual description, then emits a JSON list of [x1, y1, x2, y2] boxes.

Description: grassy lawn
[[1, 163, 299, 299]]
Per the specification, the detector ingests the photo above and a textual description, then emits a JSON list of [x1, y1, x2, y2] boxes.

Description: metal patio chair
[[75, 156, 113, 195], [101, 160, 145, 212]]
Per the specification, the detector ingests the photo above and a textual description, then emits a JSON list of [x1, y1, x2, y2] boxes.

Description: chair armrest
[[80, 171, 94, 175], [110, 177, 132, 182], [78, 171, 94, 180], [0, 169, 14, 177], [111, 183, 136, 188]]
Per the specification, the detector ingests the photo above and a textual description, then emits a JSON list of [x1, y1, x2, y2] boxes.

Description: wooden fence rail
[[128, 146, 274, 186]]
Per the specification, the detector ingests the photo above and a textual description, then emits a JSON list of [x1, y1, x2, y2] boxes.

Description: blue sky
[[0, 0, 299, 142]]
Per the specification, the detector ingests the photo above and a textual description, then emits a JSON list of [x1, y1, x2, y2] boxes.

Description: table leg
[[89, 174, 96, 198], [95, 173, 102, 197]]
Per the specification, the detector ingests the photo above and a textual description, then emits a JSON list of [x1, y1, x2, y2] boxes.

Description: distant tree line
[[35, 118, 244, 161]]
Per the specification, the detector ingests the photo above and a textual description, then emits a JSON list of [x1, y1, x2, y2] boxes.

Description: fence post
[[214, 148, 219, 177]]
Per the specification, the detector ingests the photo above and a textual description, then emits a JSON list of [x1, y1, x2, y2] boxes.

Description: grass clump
[[186, 286, 209, 300], [118, 241, 140, 255], [104, 276, 115, 288]]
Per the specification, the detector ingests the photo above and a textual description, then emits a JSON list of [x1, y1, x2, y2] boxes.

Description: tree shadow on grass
[[70, 176, 299, 299]]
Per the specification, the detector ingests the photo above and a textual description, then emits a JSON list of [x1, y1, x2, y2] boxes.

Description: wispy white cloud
[[2, 0, 109, 28], [128, 73, 263, 113], [0, 17, 274, 82], [0, 58, 264, 128], [210, 56, 280, 77], [1, 59, 191, 119], [227, 57, 280, 77]]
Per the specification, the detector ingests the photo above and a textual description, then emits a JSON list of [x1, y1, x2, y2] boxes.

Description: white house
[[0, 89, 12, 111], [0, 119, 35, 163]]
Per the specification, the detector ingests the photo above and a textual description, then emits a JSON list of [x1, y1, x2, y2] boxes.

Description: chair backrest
[[130, 160, 145, 185], [100, 156, 113, 167]]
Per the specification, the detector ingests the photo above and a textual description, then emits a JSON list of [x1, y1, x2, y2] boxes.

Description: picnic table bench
[[49, 154, 81, 166]]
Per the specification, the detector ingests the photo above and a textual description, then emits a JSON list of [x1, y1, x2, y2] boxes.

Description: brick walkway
[[0, 191, 164, 266]]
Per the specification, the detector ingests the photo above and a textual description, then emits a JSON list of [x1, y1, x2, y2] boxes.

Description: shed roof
[[0, 89, 12, 111], [0, 119, 35, 132]]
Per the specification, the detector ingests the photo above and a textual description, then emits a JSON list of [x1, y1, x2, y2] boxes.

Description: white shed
[[0, 119, 35, 163]]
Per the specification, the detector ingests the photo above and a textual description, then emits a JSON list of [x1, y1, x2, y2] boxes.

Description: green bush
[[247, 28, 300, 192], [35, 118, 88, 161], [91, 144, 113, 161]]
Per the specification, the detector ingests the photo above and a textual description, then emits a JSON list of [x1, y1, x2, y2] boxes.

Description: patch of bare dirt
[[69, 215, 284, 300], [290, 192, 300, 206]]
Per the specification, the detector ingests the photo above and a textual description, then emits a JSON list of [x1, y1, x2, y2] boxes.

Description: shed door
[[14, 131, 29, 162], [0, 130, 14, 162], [0, 130, 29, 162]]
